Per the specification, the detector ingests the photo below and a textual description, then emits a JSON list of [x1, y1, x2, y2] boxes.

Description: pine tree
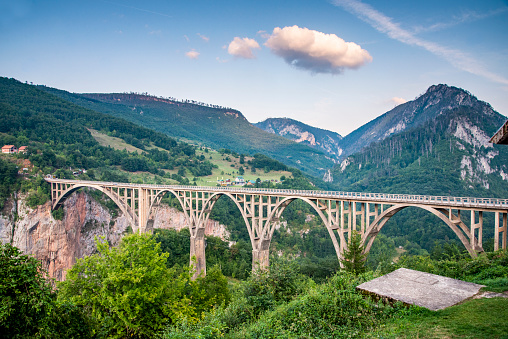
[[341, 230, 367, 275]]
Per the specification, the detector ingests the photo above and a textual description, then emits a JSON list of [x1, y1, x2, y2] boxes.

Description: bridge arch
[[263, 197, 345, 262], [362, 204, 479, 258], [148, 189, 189, 226], [52, 183, 136, 231], [198, 192, 252, 242]]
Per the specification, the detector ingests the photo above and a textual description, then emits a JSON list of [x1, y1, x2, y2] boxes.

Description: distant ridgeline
[[0, 77, 220, 184], [39, 86, 334, 177], [331, 86, 508, 198]]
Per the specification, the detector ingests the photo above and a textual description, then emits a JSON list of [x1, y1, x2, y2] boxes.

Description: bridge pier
[[190, 227, 206, 279], [252, 238, 271, 271]]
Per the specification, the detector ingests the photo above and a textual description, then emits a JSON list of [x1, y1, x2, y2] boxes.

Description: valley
[[1, 76, 507, 338]]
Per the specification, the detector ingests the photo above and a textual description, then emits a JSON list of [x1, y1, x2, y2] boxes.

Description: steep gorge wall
[[0, 191, 230, 281]]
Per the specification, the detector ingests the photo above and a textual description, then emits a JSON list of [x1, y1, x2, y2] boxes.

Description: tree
[[58, 233, 195, 338], [238, 166, 245, 175], [0, 243, 55, 338], [341, 231, 367, 276]]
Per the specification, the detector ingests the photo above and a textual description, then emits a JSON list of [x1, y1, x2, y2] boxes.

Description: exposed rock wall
[[0, 191, 230, 281]]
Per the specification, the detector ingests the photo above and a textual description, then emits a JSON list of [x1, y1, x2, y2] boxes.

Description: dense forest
[[0, 77, 222, 207]]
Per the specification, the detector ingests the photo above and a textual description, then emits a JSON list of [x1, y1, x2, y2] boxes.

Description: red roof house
[[1, 145, 17, 154]]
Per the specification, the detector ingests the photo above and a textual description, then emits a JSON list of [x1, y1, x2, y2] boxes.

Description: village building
[[1, 145, 17, 154], [235, 176, 245, 186], [18, 146, 28, 153]]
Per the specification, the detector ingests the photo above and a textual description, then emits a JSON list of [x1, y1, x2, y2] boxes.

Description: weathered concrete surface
[[357, 268, 485, 311]]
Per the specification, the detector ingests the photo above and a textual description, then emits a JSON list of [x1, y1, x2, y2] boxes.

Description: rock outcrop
[[0, 191, 230, 281]]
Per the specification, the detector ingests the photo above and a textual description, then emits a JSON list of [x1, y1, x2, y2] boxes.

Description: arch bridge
[[46, 178, 508, 278]]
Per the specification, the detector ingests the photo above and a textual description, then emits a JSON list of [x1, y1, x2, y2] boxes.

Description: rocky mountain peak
[[255, 117, 343, 160]]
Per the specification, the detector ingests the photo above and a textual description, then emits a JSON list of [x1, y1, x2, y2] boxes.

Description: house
[[490, 120, 508, 145], [18, 146, 28, 153], [2, 145, 17, 154], [235, 176, 246, 186], [246, 180, 256, 186]]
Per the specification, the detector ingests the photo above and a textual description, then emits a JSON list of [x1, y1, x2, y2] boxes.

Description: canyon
[[0, 191, 230, 281]]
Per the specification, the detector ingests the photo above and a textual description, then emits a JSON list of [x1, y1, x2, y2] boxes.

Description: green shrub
[[234, 271, 405, 338], [52, 207, 64, 220], [0, 243, 55, 338]]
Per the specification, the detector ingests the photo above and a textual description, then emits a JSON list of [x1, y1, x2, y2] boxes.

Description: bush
[[233, 271, 405, 338], [58, 234, 196, 338], [0, 243, 55, 338]]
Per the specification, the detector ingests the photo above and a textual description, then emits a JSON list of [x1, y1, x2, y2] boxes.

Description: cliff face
[[0, 191, 230, 281]]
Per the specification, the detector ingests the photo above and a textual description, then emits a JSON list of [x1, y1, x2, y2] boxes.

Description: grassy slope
[[89, 129, 291, 186], [370, 298, 508, 338], [88, 128, 144, 154]]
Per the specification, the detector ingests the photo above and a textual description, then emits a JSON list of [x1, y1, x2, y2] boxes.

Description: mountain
[[326, 86, 508, 252], [339, 84, 498, 158], [0, 77, 220, 185], [38, 88, 334, 177], [329, 95, 508, 198], [255, 118, 343, 160]]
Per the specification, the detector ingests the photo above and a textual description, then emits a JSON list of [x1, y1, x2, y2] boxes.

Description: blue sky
[[1, 0, 507, 136]]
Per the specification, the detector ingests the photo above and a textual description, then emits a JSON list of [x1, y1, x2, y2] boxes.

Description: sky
[[1, 0, 507, 136]]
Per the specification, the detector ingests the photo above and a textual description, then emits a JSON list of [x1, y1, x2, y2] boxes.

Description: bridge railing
[[45, 178, 508, 209]]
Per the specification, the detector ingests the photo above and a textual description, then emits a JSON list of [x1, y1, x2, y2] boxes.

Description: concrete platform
[[357, 268, 485, 311]]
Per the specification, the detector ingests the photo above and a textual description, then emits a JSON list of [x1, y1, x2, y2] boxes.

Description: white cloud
[[185, 50, 200, 59], [332, 0, 508, 86], [391, 97, 407, 106], [264, 25, 372, 74], [227, 37, 260, 59], [183, 35, 189, 42], [197, 33, 209, 42]]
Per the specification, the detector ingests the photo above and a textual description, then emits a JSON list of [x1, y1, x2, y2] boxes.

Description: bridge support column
[[252, 238, 270, 272], [138, 188, 149, 233], [190, 227, 206, 280], [494, 212, 507, 251]]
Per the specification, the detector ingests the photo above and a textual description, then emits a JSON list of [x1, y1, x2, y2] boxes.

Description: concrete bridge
[[46, 178, 508, 278]]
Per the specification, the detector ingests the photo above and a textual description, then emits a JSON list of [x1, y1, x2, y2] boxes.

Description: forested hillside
[[0, 77, 219, 177], [328, 104, 508, 252], [39, 87, 334, 176]]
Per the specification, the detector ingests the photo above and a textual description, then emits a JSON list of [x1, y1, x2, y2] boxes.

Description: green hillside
[[38, 87, 334, 177], [329, 105, 508, 251]]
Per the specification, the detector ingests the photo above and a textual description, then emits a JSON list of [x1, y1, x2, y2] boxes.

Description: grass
[[88, 129, 291, 187], [193, 148, 292, 187], [88, 128, 144, 153], [370, 297, 508, 338]]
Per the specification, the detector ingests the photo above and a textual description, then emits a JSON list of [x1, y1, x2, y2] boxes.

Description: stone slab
[[356, 268, 485, 311]]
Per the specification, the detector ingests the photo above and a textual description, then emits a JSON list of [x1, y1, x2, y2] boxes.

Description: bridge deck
[[46, 178, 508, 211]]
